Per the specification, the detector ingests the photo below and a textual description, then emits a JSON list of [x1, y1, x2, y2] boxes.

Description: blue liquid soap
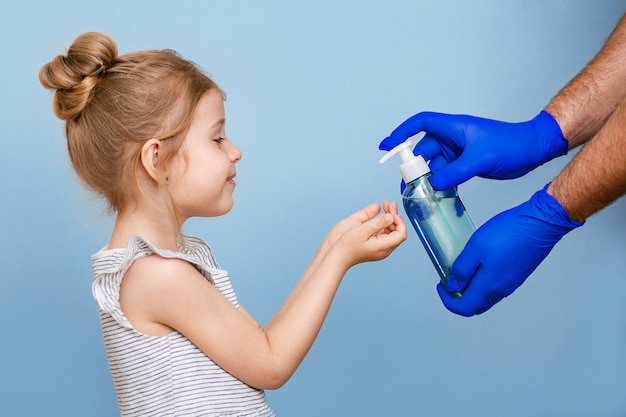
[[380, 139, 476, 297], [403, 174, 475, 295]]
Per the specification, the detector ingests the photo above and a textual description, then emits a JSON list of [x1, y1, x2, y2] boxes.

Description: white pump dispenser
[[379, 138, 476, 297], [378, 139, 429, 183]]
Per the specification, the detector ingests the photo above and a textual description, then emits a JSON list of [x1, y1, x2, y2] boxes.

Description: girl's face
[[167, 90, 242, 220]]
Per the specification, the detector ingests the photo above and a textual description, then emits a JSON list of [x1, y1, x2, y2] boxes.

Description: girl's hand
[[328, 201, 407, 267], [324, 201, 401, 248]]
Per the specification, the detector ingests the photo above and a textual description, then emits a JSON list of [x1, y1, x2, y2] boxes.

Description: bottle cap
[[379, 139, 430, 183]]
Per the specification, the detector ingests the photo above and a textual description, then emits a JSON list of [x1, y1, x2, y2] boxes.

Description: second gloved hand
[[438, 184, 583, 317], [379, 111, 569, 191]]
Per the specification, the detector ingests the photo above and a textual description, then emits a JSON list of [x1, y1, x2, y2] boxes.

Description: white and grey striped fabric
[[92, 235, 275, 417]]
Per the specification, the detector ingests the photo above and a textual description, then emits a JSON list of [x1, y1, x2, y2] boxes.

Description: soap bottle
[[379, 139, 476, 296]]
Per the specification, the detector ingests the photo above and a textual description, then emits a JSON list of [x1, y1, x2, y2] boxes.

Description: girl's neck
[[109, 204, 183, 251]]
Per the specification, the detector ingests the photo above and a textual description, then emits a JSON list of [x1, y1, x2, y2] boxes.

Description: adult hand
[[379, 111, 569, 191], [438, 184, 583, 316]]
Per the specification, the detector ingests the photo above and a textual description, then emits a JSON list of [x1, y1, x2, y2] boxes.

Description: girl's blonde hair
[[39, 32, 223, 222]]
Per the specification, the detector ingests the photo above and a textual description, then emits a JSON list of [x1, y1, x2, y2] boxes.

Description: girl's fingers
[[362, 213, 394, 237], [382, 200, 399, 215], [351, 203, 381, 223], [379, 201, 402, 233]]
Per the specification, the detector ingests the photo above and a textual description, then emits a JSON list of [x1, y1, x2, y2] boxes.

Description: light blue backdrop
[[2, 1, 625, 416]]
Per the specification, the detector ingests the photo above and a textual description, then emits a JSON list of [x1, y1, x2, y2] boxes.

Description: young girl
[[39, 32, 406, 417]]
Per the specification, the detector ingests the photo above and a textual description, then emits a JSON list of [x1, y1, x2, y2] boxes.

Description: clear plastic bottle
[[379, 140, 475, 296]]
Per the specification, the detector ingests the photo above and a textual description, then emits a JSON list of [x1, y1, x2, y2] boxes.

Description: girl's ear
[[140, 139, 166, 184]]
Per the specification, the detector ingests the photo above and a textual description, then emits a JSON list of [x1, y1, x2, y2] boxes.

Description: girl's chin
[[209, 200, 234, 217]]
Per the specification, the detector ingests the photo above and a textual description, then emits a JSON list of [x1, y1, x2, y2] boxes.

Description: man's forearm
[[545, 12, 626, 149], [547, 94, 626, 222]]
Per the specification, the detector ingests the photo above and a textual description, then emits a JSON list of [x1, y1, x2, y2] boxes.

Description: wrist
[[533, 110, 569, 160], [540, 183, 586, 227], [325, 242, 355, 274]]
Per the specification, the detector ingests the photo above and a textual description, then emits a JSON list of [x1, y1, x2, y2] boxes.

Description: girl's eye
[[214, 137, 225, 144]]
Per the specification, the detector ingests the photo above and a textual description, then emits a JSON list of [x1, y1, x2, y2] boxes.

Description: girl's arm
[[274, 201, 397, 323], [120, 202, 406, 390]]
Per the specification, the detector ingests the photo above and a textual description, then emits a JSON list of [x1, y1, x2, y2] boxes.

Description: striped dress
[[91, 235, 276, 417]]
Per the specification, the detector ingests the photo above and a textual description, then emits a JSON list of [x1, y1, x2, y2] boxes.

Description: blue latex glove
[[379, 111, 569, 191], [438, 184, 583, 317]]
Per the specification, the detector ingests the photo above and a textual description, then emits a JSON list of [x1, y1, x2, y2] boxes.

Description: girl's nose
[[229, 141, 242, 163]]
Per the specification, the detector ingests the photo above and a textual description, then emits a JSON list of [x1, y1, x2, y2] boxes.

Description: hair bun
[[39, 32, 118, 121]]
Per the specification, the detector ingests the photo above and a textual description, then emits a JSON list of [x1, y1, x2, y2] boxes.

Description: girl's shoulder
[[91, 234, 221, 275], [179, 235, 222, 270], [91, 234, 232, 329]]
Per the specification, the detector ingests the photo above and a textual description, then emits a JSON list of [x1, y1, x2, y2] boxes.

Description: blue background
[[2, 1, 626, 416]]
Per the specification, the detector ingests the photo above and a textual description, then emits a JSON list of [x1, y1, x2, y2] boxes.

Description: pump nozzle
[[379, 139, 430, 183], [378, 140, 414, 165]]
